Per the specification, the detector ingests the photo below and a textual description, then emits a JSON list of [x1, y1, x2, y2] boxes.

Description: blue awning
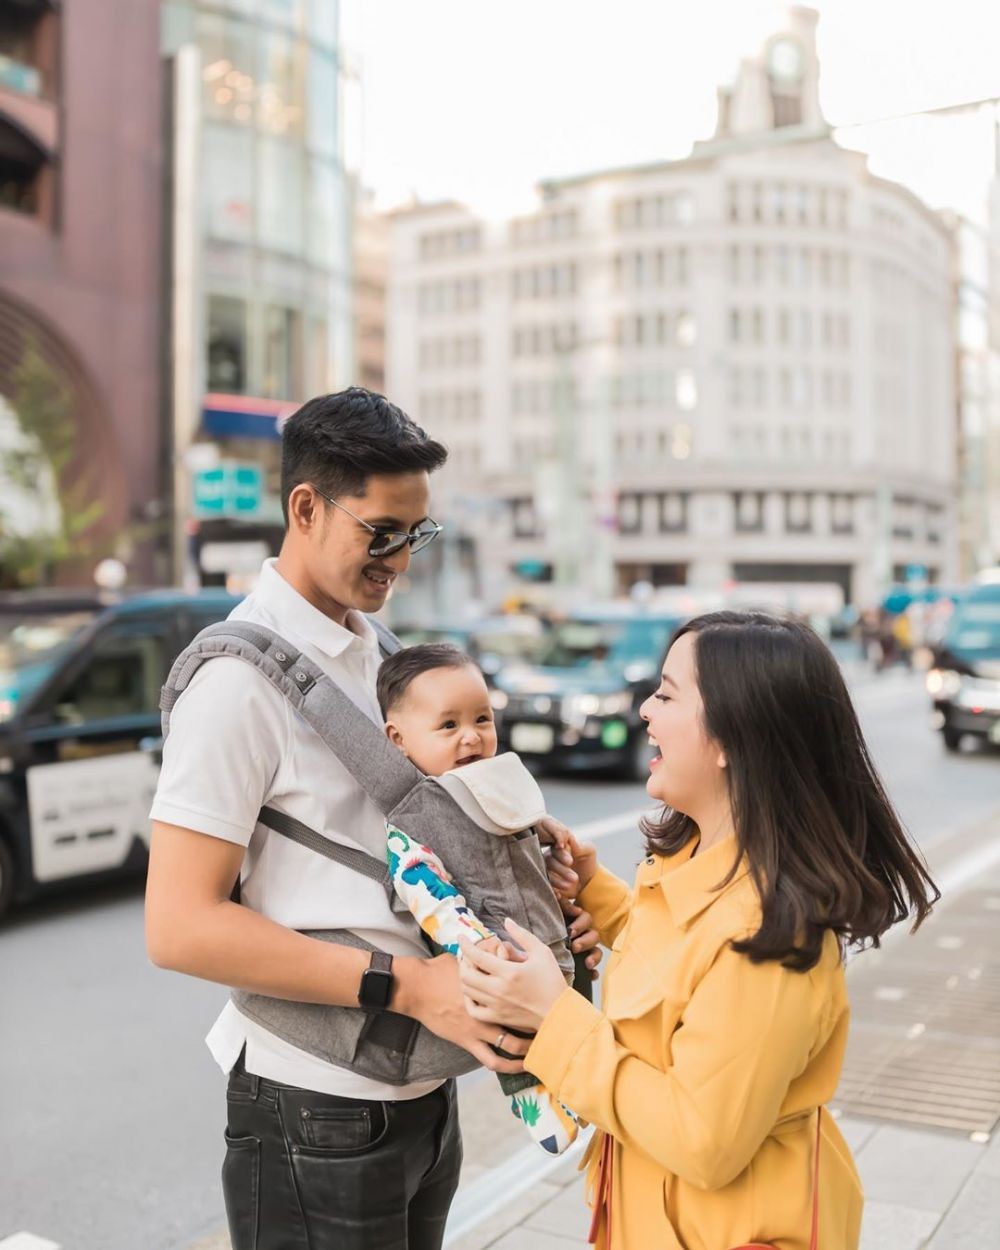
[[201, 393, 300, 442]]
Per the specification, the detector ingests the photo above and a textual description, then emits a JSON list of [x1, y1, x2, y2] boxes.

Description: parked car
[[493, 606, 684, 780], [392, 615, 549, 683], [0, 588, 240, 918], [926, 583, 1000, 752]]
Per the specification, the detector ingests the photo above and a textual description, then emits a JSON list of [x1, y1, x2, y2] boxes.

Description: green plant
[[0, 340, 105, 587]]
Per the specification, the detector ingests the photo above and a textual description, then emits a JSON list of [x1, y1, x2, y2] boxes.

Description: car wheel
[[0, 836, 14, 921], [942, 727, 963, 753]]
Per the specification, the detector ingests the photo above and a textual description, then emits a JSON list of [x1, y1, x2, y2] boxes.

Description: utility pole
[[169, 44, 203, 589]]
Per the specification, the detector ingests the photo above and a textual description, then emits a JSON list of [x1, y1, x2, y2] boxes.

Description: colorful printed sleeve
[[386, 823, 494, 955]]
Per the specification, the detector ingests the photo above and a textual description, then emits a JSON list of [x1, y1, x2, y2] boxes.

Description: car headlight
[[926, 669, 962, 698], [562, 692, 633, 722]]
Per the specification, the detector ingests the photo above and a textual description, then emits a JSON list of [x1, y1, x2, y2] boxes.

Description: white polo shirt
[[150, 558, 440, 1100]]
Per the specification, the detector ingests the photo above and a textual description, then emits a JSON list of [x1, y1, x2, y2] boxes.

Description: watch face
[[768, 38, 803, 82], [360, 967, 393, 1010]]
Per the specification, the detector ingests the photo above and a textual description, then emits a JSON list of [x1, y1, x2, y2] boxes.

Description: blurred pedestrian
[[459, 611, 939, 1250], [891, 609, 914, 669]]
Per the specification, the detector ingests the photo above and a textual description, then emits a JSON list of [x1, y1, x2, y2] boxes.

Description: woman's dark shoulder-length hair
[[643, 610, 939, 971]]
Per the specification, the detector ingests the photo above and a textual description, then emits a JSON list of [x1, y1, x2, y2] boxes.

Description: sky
[[347, 0, 1000, 223]]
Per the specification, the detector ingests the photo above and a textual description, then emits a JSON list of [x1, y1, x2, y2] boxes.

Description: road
[[1, 657, 997, 1250]]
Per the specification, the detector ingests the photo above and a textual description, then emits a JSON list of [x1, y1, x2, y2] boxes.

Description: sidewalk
[[447, 816, 1000, 1250]]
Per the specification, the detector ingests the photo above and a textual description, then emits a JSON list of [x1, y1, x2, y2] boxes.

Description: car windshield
[[0, 610, 98, 711], [533, 618, 678, 670], [947, 602, 1000, 654]]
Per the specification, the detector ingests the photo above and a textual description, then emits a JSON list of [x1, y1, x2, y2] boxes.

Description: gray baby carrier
[[160, 619, 573, 1087]]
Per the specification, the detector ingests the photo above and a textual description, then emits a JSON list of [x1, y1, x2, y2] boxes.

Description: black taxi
[[0, 588, 240, 918]]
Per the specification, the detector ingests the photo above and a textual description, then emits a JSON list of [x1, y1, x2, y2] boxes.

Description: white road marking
[[571, 806, 653, 842], [444, 1130, 592, 1246], [0, 1234, 62, 1250]]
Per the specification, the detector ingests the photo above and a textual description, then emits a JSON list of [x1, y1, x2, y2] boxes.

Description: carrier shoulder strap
[[257, 806, 393, 897], [160, 619, 420, 819]]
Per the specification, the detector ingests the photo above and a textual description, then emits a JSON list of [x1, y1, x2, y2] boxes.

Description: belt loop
[[248, 1071, 260, 1099]]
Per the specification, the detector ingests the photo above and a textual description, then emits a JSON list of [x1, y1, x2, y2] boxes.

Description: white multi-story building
[[387, 7, 958, 611]]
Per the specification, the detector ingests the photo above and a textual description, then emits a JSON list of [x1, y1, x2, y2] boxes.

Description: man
[[145, 389, 535, 1250]]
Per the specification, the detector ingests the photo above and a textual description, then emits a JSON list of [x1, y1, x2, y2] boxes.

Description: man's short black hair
[[377, 643, 477, 717], [280, 387, 448, 525]]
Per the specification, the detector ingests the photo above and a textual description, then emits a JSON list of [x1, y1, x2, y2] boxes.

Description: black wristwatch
[[358, 951, 394, 1012]]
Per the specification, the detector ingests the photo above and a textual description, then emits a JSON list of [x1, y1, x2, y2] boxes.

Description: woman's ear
[[716, 750, 728, 769]]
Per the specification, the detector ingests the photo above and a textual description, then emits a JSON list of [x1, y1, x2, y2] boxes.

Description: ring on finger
[[495, 1031, 507, 1051]]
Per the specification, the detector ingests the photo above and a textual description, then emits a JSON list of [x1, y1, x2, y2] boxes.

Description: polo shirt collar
[[660, 833, 749, 928], [255, 558, 380, 661]]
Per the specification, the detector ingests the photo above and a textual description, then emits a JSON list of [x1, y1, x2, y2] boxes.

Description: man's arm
[[144, 820, 528, 1073]]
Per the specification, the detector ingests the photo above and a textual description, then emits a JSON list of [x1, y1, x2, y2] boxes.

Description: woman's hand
[[546, 831, 599, 899], [563, 901, 603, 975], [459, 918, 569, 1033]]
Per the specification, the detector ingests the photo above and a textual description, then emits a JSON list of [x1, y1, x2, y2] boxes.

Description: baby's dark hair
[[377, 643, 477, 716]]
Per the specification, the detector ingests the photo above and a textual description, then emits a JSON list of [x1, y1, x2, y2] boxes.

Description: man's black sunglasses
[[311, 486, 443, 558]]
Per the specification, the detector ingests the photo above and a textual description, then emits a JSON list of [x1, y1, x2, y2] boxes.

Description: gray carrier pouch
[[161, 619, 572, 1087]]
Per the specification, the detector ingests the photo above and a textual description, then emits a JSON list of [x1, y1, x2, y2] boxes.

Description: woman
[[460, 612, 938, 1249]]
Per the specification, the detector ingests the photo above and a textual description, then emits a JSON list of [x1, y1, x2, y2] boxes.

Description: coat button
[[275, 651, 287, 663], [295, 671, 308, 682]]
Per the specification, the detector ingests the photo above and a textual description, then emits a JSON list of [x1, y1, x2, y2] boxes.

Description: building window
[[0, 121, 45, 216], [671, 422, 693, 459], [198, 14, 257, 126], [658, 492, 688, 533], [258, 136, 303, 254], [0, 6, 47, 98], [207, 296, 248, 393], [784, 492, 813, 533], [734, 491, 765, 533], [675, 370, 697, 411], [307, 46, 338, 157], [306, 156, 342, 267], [262, 305, 301, 400], [676, 311, 697, 346], [830, 493, 854, 535], [511, 497, 538, 539], [618, 492, 643, 534], [202, 124, 253, 241]]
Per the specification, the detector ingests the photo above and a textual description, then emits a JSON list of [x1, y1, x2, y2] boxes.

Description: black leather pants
[[222, 1055, 462, 1250]]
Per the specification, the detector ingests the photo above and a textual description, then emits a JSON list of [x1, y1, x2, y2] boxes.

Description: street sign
[[192, 463, 264, 519]]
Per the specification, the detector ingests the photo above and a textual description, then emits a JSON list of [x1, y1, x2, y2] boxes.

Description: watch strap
[[369, 951, 393, 976]]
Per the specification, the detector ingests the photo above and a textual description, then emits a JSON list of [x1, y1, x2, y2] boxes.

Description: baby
[[376, 641, 585, 1155]]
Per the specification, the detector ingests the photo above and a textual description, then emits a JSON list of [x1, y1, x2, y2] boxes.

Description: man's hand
[[394, 951, 528, 1074]]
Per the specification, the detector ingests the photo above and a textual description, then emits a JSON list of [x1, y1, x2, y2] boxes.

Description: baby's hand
[[476, 935, 522, 962]]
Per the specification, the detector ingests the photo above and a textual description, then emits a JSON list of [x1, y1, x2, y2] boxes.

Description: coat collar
[[659, 833, 750, 929], [253, 558, 380, 662]]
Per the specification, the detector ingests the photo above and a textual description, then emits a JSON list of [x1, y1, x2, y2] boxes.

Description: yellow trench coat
[[524, 835, 864, 1250]]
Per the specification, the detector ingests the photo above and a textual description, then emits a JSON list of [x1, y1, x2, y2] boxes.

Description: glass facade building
[[163, 0, 352, 546]]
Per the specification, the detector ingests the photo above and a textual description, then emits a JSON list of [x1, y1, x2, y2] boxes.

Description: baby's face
[[385, 663, 498, 776]]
